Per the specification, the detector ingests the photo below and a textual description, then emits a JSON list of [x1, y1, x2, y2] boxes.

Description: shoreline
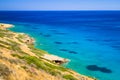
[[0, 23, 96, 80], [0, 23, 68, 64]]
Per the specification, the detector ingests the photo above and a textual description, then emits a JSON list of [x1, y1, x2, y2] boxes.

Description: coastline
[[0, 23, 96, 80], [0, 23, 68, 64]]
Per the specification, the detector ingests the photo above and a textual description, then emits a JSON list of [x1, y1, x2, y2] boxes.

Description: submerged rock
[[48, 29, 58, 32], [68, 51, 78, 54], [71, 42, 79, 44], [86, 65, 99, 71], [111, 45, 120, 49], [59, 49, 68, 51], [43, 34, 51, 37], [100, 67, 112, 73], [86, 39, 94, 41], [39, 33, 43, 35], [32, 27, 39, 29], [86, 65, 112, 73], [54, 32, 67, 35], [54, 42, 63, 44], [103, 39, 118, 42], [67, 42, 79, 44]]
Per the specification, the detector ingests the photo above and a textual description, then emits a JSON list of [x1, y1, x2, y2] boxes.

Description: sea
[[0, 11, 120, 80]]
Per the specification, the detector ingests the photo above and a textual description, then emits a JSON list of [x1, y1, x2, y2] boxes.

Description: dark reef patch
[[68, 51, 78, 54], [39, 33, 51, 37], [102, 39, 118, 42], [111, 45, 120, 48], [86, 65, 112, 73], [23, 24, 32, 26], [115, 42, 120, 45], [59, 49, 78, 54], [86, 65, 99, 71], [67, 42, 79, 44], [86, 39, 94, 41], [59, 49, 68, 51], [43, 34, 51, 37], [39, 33, 43, 35], [100, 67, 112, 73], [54, 42, 63, 44], [54, 32, 67, 35], [48, 29, 58, 32], [71, 42, 79, 44], [32, 27, 39, 29]]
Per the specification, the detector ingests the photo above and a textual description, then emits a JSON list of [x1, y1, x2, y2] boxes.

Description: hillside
[[0, 23, 96, 80]]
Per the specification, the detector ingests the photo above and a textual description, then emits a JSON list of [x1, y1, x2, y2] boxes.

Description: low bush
[[63, 74, 77, 80], [0, 63, 11, 79]]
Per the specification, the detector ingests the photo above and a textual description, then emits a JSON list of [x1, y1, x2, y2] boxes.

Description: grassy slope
[[0, 28, 95, 80]]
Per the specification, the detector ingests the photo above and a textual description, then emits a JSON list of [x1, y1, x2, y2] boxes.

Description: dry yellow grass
[[0, 23, 96, 80]]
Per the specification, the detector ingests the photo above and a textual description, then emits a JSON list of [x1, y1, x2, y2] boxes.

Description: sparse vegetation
[[21, 66, 28, 69], [0, 40, 11, 46], [0, 63, 11, 79], [0, 29, 14, 38], [16, 34, 25, 43], [0, 29, 7, 37], [0, 43, 10, 49], [0, 24, 95, 80], [16, 37, 24, 43], [12, 54, 66, 76], [21, 55, 61, 76], [63, 74, 77, 80], [28, 45, 45, 56]]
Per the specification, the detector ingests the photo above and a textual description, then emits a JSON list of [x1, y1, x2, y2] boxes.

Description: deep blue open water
[[0, 11, 120, 80]]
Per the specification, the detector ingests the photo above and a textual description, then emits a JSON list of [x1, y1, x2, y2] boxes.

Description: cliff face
[[0, 23, 95, 80]]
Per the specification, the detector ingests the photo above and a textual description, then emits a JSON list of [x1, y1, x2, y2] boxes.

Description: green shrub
[[0, 33, 6, 37], [21, 66, 28, 69], [0, 43, 10, 49], [44, 62, 67, 72], [16, 37, 24, 43], [19, 55, 61, 76], [0, 29, 14, 38], [0, 40, 10, 46], [63, 74, 77, 80], [11, 54, 21, 58], [28, 45, 45, 56], [0, 63, 11, 79]]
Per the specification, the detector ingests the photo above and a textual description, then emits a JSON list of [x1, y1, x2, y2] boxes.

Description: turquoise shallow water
[[0, 11, 120, 80]]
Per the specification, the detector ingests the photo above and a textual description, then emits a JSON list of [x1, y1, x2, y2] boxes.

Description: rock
[[86, 65, 112, 73], [54, 42, 63, 44], [68, 51, 78, 54], [59, 49, 68, 51]]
